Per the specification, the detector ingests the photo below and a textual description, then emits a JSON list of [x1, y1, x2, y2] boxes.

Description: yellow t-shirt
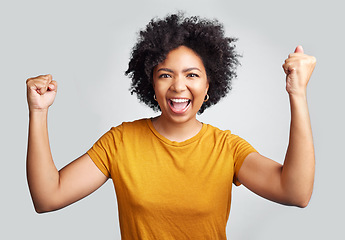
[[87, 118, 257, 239]]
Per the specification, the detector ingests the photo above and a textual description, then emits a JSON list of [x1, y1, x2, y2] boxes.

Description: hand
[[26, 74, 57, 112], [282, 46, 316, 96]]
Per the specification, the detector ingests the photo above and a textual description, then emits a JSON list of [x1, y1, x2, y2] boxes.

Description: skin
[[238, 46, 316, 207], [151, 46, 209, 142], [26, 75, 107, 212], [26, 45, 316, 213]]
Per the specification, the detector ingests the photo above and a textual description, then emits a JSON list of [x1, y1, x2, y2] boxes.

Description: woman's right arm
[[26, 74, 108, 213]]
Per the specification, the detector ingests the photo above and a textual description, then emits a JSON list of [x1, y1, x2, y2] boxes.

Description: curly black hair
[[125, 12, 240, 114]]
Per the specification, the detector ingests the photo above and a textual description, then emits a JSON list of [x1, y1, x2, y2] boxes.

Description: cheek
[[154, 85, 165, 97], [195, 82, 209, 96], [153, 85, 169, 106]]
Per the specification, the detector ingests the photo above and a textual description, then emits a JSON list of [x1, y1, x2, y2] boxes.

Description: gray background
[[1, 0, 344, 239]]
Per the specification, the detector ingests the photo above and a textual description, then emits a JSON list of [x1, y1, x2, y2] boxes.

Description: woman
[[26, 13, 316, 239]]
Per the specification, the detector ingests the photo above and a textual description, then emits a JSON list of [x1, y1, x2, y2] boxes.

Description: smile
[[168, 98, 191, 114]]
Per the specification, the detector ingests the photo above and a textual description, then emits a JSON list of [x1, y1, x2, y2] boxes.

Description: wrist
[[29, 108, 49, 118], [288, 92, 309, 112], [288, 90, 307, 101]]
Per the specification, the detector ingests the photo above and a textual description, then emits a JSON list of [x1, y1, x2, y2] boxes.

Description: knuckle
[[26, 78, 32, 84], [311, 56, 317, 64]]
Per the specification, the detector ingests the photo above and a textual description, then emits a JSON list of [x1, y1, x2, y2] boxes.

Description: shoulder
[[204, 123, 233, 141], [205, 123, 231, 135], [107, 118, 148, 132], [98, 118, 148, 140], [92, 119, 150, 149], [108, 118, 151, 140], [121, 118, 148, 128], [203, 123, 252, 148], [119, 118, 150, 133]]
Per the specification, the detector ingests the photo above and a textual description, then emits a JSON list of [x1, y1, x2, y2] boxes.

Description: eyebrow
[[156, 67, 202, 73], [156, 68, 174, 73]]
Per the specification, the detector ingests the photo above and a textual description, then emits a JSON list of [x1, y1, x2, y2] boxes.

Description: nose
[[170, 75, 187, 93]]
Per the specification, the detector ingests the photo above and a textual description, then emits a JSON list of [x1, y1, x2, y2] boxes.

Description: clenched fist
[[26, 74, 57, 112], [282, 46, 316, 96]]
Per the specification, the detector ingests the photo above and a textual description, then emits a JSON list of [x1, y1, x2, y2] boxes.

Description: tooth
[[171, 99, 188, 103]]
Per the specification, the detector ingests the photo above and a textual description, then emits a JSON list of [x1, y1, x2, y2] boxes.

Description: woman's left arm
[[237, 46, 316, 207]]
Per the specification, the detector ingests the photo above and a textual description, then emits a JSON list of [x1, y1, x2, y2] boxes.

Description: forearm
[[27, 110, 60, 212], [281, 94, 315, 207]]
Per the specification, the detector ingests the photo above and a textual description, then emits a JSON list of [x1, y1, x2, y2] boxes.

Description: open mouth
[[168, 98, 191, 113]]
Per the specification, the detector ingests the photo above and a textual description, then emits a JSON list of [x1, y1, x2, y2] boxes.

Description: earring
[[154, 94, 157, 101], [204, 94, 209, 102]]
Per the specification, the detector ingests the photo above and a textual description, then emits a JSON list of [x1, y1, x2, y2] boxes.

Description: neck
[[152, 115, 202, 142]]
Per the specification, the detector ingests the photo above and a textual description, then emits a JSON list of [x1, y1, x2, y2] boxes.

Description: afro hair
[[125, 12, 240, 114]]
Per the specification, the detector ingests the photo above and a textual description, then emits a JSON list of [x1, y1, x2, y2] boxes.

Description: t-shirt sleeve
[[229, 134, 257, 186], [87, 125, 122, 178]]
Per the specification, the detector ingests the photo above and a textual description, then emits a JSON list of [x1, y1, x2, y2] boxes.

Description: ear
[[205, 78, 210, 93]]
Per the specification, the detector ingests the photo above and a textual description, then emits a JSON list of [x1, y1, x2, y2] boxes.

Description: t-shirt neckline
[[146, 118, 208, 147]]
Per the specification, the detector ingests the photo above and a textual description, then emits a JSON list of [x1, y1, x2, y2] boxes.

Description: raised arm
[[26, 74, 108, 213], [237, 46, 316, 207]]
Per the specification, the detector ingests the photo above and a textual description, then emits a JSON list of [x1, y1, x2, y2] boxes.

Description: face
[[152, 46, 209, 124]]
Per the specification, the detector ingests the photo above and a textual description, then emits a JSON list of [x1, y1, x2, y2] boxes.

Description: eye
[[187, 73, 199, 78], [158, 73, 171, 79]]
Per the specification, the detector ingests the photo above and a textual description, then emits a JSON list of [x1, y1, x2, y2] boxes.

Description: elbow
[[295, 198, 310, 208], [283, 182, 314, 208], [35, 207, 47, 214], [34, 205, 61, 214], [291, 192, 313, 208], [33, 203, 54, 214], [282, 197, 310, 208], [32, 199, 60, 214]]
